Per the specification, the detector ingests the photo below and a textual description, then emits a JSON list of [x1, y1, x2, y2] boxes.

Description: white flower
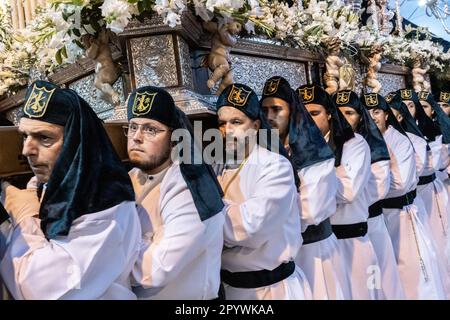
[[244, 21, 255, 34], [164, 10, 181, 27], [100, 0, 137, 33]]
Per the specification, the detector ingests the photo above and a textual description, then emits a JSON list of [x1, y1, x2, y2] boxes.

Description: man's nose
[[131, 128, 144, 142], [22, 136, 38, 158]]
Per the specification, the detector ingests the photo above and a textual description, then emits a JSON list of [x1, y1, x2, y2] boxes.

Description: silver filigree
[[130, 35, 178, 88]]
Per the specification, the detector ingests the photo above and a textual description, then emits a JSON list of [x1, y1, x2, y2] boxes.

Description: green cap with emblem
[[126, 86, 178, 128], [20, 80, 74, 126]]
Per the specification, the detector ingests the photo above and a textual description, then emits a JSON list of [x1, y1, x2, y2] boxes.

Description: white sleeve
[[132, 177, 206, 290], [298, 158, 337, 226], [429, 135, 443, 172], [0, 207, 138, 300], [223, 157, 300, 249], [441, 143, 450, 170], [386, 137, 417, 197], [335, 137, 371, 204], [366, 160, 391, 205], [407, 133, 427, 178]]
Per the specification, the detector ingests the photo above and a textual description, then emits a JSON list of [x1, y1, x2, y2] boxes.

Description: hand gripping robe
[[356, 92, 405, 300], [291, 84, 350, 300], [385, 92, 447, 299], [0, 81, 141, 299], [326, 90, 380, 300], [215, 83, 312, 300], [126, 87, 225, 299]]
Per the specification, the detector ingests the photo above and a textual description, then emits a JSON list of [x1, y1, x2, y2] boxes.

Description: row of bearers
[[1, 78, 450, 300]]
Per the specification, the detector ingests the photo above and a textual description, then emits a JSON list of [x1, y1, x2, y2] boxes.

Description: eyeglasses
[[122, 123, 169, 139]]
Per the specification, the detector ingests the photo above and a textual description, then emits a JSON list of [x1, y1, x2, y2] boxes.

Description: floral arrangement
[[1, 0, 450, 99]]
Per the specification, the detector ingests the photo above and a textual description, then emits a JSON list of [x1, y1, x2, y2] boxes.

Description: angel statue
[[202, 20, 242, 96], [82, 28, 121, 106]]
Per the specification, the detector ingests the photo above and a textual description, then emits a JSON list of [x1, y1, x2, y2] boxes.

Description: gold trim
[[336, 91, 350, 105], [23, 84, 56, 118], [364, 93, 378, 107], [227, 85, 252, 107], [132, 92, 158, 117]]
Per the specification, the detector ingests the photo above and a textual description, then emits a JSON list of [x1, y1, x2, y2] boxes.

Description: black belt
[[220, 261, 295, 289], [301, 218, 333, 245], [418, 173, 436, 185], [368, 200, 383, 218], [332, 222, 368, 239], [381, 189, 416, 209]]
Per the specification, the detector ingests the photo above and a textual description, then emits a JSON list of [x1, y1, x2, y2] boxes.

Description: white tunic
[[383, 126, 446, 299], [416, 136, 450, 296], [0, 201, 141, 299], [331, 133, 381, 300], [129, 163, 225, 300], [365, 159, 406, 299], [436, 143, 450, 207], [294, 158, 348, 300], [217, 145, 311, 300]]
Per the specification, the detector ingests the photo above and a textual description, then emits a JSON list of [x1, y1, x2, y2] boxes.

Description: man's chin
[[33, 173, 49, 185]]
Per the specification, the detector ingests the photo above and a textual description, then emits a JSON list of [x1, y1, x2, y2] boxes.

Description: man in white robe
[[214, 83, 312, 300], [125, 86, 225, 300], [433, 91, 450, 209], [0, 80, 141, 300], [355, 92, 406, 300], [384, 92, 447, 299], [267, 82, 348, 300], [324, 90, 381, 300], [398, 89, 450, 297]]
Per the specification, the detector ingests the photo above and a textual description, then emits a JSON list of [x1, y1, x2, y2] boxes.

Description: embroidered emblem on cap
[[299, 87, 314, 103], [336, 91, 351, 105], [132, 91, 157, 117], [400, 89, 412, 100], [227, 85, 252, 107], [263, 78, 281, 95], [440, 92, 450, 103], [419, 92, 430, 100], [24, 84, 56, 118], [385, 93, 395, 103], [364, 93, 378, 107]]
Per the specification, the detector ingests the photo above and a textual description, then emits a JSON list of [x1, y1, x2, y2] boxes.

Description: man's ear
[[253, 119, 261, 131]]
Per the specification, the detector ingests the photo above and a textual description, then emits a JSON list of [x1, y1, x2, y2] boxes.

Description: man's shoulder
[[344, 133, 369, 152], [249, 145, 290, 167], [160, 163, 190, 197]]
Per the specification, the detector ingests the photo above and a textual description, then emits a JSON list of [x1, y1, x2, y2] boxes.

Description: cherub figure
[[82, 28, 120, 105], [202, 21, 242, 96]]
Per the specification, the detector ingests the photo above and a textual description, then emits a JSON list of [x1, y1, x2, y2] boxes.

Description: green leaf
[[55, 49, 63, 65], [72, 28, 81, 37], [137, 1, 145, 13], [74, 39, 84, 49], [61, 45, 68, 59]]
